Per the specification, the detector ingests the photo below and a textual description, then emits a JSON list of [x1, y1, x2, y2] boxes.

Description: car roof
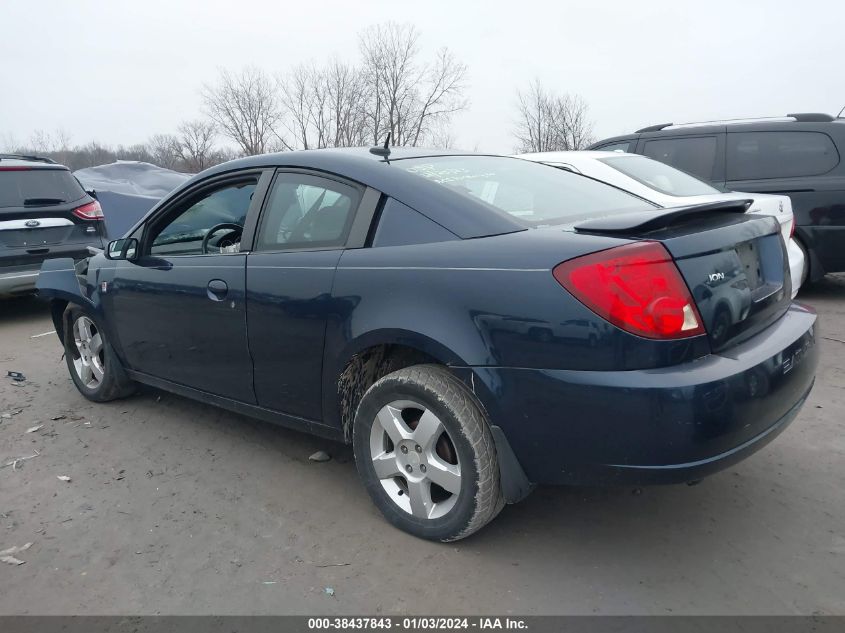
[[598, 115, 845, 142], [157, 148, 530, 240], [0, 154, 67, 169]]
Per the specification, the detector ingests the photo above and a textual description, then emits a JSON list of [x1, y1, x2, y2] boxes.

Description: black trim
[[490, 425, 534, 504], [125, 369, 344, 442], [239, 170, 274, 251], [346, 187, 382, 249]]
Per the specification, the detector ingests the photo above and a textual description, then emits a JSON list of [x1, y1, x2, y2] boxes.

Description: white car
[[516, 151, 804, 297]]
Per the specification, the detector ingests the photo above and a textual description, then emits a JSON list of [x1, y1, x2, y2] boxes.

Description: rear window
[[0, 168, 86, 209], [600, 154, 722, 196], [727, 131, 840, 180], [642, 136, 718, 181], [396, 156, 657, 226]]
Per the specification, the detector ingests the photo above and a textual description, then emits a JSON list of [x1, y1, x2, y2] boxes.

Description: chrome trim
[[0, 218, 74, 230]]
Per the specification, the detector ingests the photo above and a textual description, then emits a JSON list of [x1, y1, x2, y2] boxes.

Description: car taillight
[[72, 200, 104, 220], [789, 218, 795, 239], [553, 241, 705, 340]]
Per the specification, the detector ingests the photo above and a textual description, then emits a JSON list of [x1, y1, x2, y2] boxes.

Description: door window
[[149, 180, 256, 256], [727, 131, 840, 180], [255, 173, 360, 250], [642, 136, 718, 181]]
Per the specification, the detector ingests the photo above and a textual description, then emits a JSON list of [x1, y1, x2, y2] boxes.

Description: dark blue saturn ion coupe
[[37, 148, 817, 541]]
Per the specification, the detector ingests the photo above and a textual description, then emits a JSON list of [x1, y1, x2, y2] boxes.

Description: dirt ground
[[0, 278, 843, 615]]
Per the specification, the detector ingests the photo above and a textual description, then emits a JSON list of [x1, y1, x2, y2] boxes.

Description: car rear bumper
[[0, 265, 42, 295], [468, 303, 818, 486], [787, 237, 804, 297], [1, 243, 99, 296]]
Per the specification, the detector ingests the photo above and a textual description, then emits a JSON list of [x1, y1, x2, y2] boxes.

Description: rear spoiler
[[574, 199, 753, 234]]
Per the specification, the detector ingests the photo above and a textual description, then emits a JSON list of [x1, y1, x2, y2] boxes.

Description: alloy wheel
[[369, 400, 462, 520], [72, 316, 105, 389]]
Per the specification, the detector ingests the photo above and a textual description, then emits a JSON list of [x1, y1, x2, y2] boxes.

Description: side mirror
[[106, 238, 138, 261]]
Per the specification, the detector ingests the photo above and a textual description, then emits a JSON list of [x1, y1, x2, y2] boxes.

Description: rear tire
[[64, 306, 135, 402], [353, 364, 503, 541]]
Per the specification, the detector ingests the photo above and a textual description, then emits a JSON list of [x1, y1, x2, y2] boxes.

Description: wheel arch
[[325, 329, 467, 443]]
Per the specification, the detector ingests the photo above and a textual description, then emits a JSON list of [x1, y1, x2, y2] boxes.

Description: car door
[[105, 169, 271, 403], [245, 169, 377, 421]]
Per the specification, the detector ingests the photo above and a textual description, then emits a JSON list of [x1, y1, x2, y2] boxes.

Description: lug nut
[[415, 445, 422, 453], [405, 465, 413, 473], [420, 464, 427, 473], [400, 446, 409, 454]]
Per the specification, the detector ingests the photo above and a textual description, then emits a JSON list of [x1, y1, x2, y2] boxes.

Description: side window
[[595, 140, 634, 153], [642, 136, 718, 181], [372, 199, 458, 247], [727, 131, 840, 180], [149, 179, 256, 256], [256, 173, 360, 251]]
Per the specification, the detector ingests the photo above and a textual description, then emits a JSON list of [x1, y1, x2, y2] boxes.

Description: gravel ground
[[0, 277, 843, 615]]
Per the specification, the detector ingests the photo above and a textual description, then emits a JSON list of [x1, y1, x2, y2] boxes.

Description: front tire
[[353, 365, 502, 541], [64, 306, 134, 402]]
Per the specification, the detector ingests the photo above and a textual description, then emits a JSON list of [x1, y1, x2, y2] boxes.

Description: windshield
[[599, 155, 722, 197], [0, 168, 86, 209], [396, 156, 657, 225]]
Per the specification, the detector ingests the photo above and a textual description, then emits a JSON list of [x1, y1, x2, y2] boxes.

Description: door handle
[[207, 279, 228, 301]]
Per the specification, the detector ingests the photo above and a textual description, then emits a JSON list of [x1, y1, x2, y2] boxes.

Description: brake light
[[0, 166, 32, 171], [72, 200, 104, 220], [789, 218, 795, 239], [553, 241, 705, 339]]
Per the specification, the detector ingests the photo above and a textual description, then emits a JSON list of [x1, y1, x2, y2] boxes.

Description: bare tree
[[514, 80, 595, 153], [325, 59, 368, 147], [202, 67, 284, 155], [148, 133, 181, 170], [175, 120, 218, 172], [359, 23, 467, 146], [279, 60, 369, 150]]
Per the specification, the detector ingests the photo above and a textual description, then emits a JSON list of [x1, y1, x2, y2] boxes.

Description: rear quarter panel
[[321, 228, 712, 428]]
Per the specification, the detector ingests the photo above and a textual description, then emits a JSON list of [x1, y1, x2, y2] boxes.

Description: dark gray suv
[[590, 113, 845, 283], [0, 154, 106, 296]]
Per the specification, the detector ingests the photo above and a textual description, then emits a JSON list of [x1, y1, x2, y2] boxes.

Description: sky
[[1, 0, 843, 154]]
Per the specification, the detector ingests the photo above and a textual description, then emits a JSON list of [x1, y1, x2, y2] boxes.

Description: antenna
[[838, 104, 845, 118], [369, 132, 392, 158]]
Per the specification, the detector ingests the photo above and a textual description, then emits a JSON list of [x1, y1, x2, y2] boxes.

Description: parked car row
[[589, 112, 845, 283], [36, 142, 819, 541], [515, 151, 804, 297], [1, 154, 106, 297]]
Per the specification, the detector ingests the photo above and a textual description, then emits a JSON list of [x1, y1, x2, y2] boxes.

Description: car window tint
[[600, 154, 722, 196], [595, 141, 633, 153], [727, 131, 840, 180], [642, 136, 718, 181], [397, 156, 657, 226], [256, 173, 359, 250], [150, 180, 256, 256], [0, 169, 86, 209], [372, 198, 458, 247]]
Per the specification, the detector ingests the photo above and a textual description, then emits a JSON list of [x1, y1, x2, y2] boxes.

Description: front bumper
[[469, 303, 818, 486]]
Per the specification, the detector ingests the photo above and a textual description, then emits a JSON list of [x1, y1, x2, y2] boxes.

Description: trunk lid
[[575, 200, 790, 352]]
